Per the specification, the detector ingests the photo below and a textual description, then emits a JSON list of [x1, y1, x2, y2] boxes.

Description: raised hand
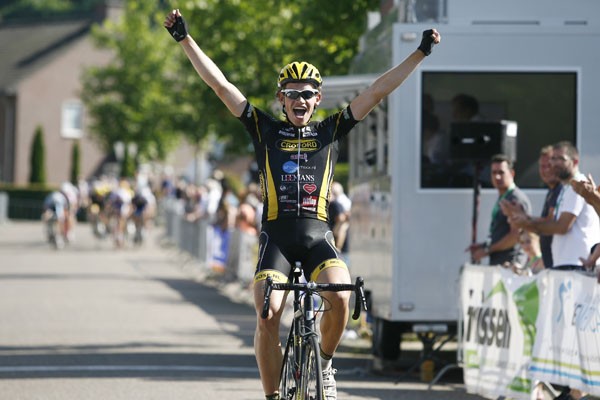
[[164, 9, 188, 42], [418, 29, 441, 56]]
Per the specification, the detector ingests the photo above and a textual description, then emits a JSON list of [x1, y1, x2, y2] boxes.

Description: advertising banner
[[461, 265, 600, 398], [529, 270, 600, 396], [461, 264, 539, 399]]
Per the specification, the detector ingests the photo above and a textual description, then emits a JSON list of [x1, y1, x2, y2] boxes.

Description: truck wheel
[[372, 317, 403, 360]]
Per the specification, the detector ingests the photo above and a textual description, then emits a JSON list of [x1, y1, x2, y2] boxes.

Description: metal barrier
[[162, 198, 257, 282], [0, 192, 7, 224]]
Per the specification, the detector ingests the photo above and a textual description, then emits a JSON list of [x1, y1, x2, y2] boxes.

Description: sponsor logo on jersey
[[300, 127, 318, 137], [282, 161, 298, 174], [277, 139, 321, 152], [303, 183, 317, 194], [246, 104, 254, 118], [291, 153, 308, 162], [279, 196, 296, 204], [302, 196, 317, 211], [281, 174, 315, 182], [342, 108, 351, 120], [278, 128, 295, 137]]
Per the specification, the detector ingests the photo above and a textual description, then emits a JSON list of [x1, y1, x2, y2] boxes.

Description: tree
[[0, 0, 105, 21], [175, 0, 379, 153], [120, 146, 136, 178], [81, 1, 182, 162], [70, 140, 80, 184], [29, 125, 46, 185], [81, 0, 379, 159]]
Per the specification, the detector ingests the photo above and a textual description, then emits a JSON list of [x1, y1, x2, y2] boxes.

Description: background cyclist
[[164, 9, 440, 400], [42, 189, 69, 246]]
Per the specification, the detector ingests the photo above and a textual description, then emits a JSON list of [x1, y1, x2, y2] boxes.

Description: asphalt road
[[0, 220, 485, 400]]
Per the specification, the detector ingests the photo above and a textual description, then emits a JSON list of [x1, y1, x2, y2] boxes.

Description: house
[[0, 3, 130, 186]]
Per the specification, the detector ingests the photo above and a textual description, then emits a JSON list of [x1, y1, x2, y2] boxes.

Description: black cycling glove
[[417, 29, 435, 56], [166, 16, 188, 42]]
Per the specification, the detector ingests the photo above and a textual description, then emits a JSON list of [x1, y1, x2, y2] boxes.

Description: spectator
[[330, 181, 351, 213], [328, 185, 350, 261], [511, 141, 600, 271], [572, 173, 600, 217], [184, 184, 206, 222], [504, 230, 544, 275], [572, 174, 600, 281], [209, 201, 233, 274], [451, 93, 483, 122], [422, 110, 446, 165], [236, 202, 258, 236], [467, 154, 532, 265], [501, 145, 562, 268]]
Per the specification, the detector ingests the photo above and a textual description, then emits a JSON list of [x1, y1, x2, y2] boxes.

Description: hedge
[[0, 184, 55, 220]]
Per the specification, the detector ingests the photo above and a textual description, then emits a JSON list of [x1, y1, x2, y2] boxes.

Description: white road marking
[[0, 365, 257, 373], [0, 365, 366, 375]]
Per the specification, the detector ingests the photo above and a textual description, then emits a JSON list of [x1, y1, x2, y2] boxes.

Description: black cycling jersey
[[238, 103, 359, 223]]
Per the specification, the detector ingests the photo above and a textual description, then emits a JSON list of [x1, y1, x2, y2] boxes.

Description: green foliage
[[29, 125, 46, 185], [0, 0, 105, 21], [120, 146, 136, 178], [70, 140, 80, 184], [334, 162, 350, 190], [81, 1, 182, 161], [0, 184, 55, 220], [81, 0, 378, 160], [173, 0, 379, 153]]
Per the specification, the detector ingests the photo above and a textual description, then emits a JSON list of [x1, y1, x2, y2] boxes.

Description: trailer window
[[420, 71, 577, 189]]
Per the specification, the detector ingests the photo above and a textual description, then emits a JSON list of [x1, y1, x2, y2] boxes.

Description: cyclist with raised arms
[[164, 9, 440, 400]]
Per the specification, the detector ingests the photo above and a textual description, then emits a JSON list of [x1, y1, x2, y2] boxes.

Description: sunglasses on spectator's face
[[281, 89, 319, 100]]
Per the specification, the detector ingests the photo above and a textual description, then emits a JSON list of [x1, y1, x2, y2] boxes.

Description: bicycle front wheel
[[279, 330, 297, 400], [299, 335, 323, 400]]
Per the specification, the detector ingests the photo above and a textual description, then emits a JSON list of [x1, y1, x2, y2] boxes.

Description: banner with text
[[461, 264, 540, 399], [461, 265, 600, 399], [529, 270, 600, 395]]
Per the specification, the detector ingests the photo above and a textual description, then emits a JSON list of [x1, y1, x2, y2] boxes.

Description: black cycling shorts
[[254, 218, 347, 283]]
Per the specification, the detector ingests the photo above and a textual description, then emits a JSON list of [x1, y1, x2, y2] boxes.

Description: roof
[[320, 74, 378, 109], [0, 19, 93, 94]]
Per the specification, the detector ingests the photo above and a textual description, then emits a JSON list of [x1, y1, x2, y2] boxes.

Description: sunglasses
[[281, 89, 319, 100]]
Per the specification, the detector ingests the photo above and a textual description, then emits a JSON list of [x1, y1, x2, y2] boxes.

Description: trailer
[[321, 0, 600, 365]]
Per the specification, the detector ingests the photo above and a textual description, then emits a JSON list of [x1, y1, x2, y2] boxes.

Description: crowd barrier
[[460, 264, 600, 399], [162, 198, 258, 285], [0, 192, 7, 224]]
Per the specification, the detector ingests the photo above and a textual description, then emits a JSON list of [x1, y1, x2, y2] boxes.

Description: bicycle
[[261, 262, 367, 400], [43, 208, 65, 250]]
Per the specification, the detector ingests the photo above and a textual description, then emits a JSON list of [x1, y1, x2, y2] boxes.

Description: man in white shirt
[[512, 141, 600, 270]]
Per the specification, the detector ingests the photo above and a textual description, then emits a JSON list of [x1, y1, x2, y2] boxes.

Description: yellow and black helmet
[[277, 61, 322, 88]]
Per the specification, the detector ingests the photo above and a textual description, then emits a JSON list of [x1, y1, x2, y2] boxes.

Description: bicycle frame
[[262, 262, 367, 400]]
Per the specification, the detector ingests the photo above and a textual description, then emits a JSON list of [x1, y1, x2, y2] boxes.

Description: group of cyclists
[[42, 175, 157, 249]]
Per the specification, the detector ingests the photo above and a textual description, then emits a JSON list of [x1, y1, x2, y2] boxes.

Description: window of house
[[61, 100, 84, 139]]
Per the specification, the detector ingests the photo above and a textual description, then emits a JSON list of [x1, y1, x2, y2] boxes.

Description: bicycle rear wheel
[[300, 335, 323, 400], [279, 331, 297, 400]]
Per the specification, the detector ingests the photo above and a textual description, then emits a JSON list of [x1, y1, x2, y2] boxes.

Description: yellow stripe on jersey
[[265, 150, 279, 221], [251, 106, 262, 142], [309, 258, 348, 282], [254, 269, 288, 283], [316, 147, 332, 221]]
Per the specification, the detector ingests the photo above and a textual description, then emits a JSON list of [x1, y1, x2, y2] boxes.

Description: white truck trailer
[[321, 0, 600, 364]]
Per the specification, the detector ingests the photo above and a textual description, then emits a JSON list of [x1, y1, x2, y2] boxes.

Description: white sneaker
[[322, 366, 337, 400]]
